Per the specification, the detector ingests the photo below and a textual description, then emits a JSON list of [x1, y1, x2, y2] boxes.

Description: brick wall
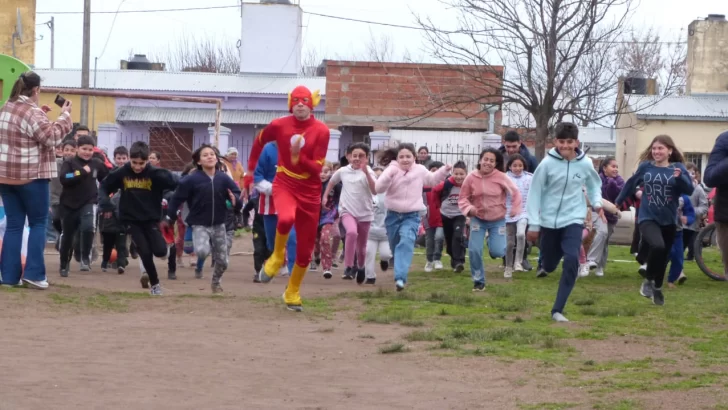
[[325, 61, 503, 131]]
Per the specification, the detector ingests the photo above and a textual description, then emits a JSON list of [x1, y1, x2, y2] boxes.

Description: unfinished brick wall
[[325, 61, 503, 130]]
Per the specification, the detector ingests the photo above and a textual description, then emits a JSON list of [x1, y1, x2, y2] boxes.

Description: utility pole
[[80, 0, 91, 126], [48, 17, 55, 69]]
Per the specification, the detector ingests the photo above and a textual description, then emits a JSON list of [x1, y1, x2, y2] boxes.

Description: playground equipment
[[0, 54, 32, 106]]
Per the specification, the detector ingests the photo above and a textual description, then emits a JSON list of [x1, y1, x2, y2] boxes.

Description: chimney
[[687, 15, 728, 94]]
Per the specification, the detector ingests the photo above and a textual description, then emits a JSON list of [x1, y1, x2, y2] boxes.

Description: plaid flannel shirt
[[0, 96, 73, 180]]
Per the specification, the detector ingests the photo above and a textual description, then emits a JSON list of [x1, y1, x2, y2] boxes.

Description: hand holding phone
[[54, 94, 66, 108]]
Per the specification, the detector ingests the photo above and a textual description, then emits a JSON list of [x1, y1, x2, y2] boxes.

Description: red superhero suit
[[245, 85, 330, 311]]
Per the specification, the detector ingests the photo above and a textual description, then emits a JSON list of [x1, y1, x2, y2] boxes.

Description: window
[[684, 152, 704, 172]]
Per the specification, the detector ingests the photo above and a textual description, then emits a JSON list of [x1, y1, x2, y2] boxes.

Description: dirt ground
[[0, 237, 722, 409]]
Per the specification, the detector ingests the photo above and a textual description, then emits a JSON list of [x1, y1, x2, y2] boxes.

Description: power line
[[36, 5, 239, 14], [36, 4, 687, 45]]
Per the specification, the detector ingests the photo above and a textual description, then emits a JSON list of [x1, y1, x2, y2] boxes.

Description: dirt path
[[0, 242, 591, 410]]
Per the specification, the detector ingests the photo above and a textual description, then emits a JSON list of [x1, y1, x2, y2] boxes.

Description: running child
[[99, 141, 178, 294], [58, 135, 110, 276], [526, 122, 603, 322], [504, 154, 532, 278], [243, 189, 269, 282], [615, 135, 693, 305], [667, 194, 695, 287], [458, 148, 521, 288], [585, 157, 624, 277], [683, 162, 708, 261], [431, 161, 468, 272], [364, 190, 391, 284], [322, 143, 377, 284], [314, 161, 341, 279], [374, 143, 450, 291], [167, 144, 242, 293], [424, 161, 445, 272]]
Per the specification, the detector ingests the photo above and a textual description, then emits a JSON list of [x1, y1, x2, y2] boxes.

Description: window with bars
[[684, 152, 704, 171]]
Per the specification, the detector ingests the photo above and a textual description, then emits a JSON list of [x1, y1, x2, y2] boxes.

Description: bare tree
[[415, 0, 636, 159], [301, 47, 323, 76], [616, 29, 687, 96], [364, 29, 395, 62], [152, 34, 240, 74]]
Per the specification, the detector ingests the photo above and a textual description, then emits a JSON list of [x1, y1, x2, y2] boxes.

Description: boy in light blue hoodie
[[526, 122, 603, 323]]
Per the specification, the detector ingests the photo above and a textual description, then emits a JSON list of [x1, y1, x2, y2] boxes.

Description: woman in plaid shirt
[[0, 71, 73, 289]]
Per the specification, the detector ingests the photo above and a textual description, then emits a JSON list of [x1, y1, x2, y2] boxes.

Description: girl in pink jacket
[[458, 148, 522, 291], [375, 143, 450, 291]]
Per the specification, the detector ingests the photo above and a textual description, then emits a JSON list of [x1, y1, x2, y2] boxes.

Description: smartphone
[[54, 94, 66, 108]]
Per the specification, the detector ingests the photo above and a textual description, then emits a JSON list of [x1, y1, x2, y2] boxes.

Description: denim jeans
[[468, 217, 506, 285], [263, 214, 297, 273], [0, 180, 50, 284], [540, 224, 583, 315], [385, 210, 420, 283], [425, 226, 444, 262]]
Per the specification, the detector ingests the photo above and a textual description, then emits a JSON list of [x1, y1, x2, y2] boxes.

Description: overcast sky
[[32, 0, 726, 70]]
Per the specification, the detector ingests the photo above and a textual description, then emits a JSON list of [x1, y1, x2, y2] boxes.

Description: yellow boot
[[283, 263, 307, 312], [259, 232, 289, 283]]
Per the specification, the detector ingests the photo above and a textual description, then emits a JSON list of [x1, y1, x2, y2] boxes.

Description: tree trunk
[[534, 121, 550, 160]]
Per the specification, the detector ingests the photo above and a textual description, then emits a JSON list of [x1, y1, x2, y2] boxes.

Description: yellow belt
[[277, 166, 310, 180]]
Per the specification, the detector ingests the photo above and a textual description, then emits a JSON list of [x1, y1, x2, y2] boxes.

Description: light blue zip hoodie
[[526, 147, 603, 232]]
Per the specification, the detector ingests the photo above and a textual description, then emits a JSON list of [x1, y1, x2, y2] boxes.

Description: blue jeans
[[385, 211, 420, 283], [540, 224, 583, 315], [0, 180, 50, 284], [263, 214, 297, 273], [468, 217, 506, 285], [668, 230, 684, 284]]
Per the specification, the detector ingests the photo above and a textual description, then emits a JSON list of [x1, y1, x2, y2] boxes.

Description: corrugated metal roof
[[626, 95, 728, 121], [34, 69, 327, 96], [116, 106, 326, 125]]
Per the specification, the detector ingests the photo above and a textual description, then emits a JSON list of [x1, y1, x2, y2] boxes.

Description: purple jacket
[[601, 172, 625, 224]]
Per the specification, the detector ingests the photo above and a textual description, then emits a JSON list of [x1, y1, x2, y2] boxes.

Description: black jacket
[[167, 169, 243, 227], [99, 163, 178, 223], [59, 156, 109, 210], [498, 143, 540, 173], [704, 131, 728, 223]]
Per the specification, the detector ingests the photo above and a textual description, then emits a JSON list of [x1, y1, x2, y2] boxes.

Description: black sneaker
[[315, 257, 321, 266], [365, 278, 376, 285], [253, 273, 261, 283], [472, 282, 485, 292], [454, 263, 464, 273], [195, 269, 203, 279], [101, 261, 109, 272], [323, 270, 333, 279], [652, 288, 664, 306], [521, 258, 533, 272], [536, 268, 548, 278], [332, 262, 339, 269], [130, 243, 139, 260], [168, 271, 177, 280], [380, 260, 389, 271], [117, 265, 125, 275], [356, 268, 366, 284], [342, 267, 354, 280], [59, 266, 69, 278]]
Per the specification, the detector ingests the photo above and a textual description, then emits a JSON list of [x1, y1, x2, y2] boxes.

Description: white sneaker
[[638, 264, 647, 277], [552, 312, 569, 322], [587, 261, 597, 270], [504, 267, 513, 279], [433, 260, 443, 270], [424, 262, 433, 272], [579, 264, 590, 277], [513, 262, 524, 272], [22, 279, 49, 290], [595, 268, 604, 277]]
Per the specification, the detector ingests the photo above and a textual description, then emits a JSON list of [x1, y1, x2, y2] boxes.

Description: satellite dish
[[16, 8, 23, 43]]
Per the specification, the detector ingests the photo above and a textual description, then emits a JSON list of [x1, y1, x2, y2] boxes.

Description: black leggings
[[128, 222, 168, 286], [101, 232, 129, 268], [442, 215, 467, 267], [638, 221, 676, 289]]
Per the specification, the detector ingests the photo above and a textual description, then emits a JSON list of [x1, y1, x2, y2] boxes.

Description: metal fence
[[366, 142, 484, 171]]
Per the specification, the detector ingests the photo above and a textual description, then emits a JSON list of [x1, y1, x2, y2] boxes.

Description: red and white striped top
[[258, 191, 276, 215]]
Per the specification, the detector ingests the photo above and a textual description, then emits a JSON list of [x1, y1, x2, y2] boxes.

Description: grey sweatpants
[[193, 224, 228, 284], [586, 212, 615, 269]]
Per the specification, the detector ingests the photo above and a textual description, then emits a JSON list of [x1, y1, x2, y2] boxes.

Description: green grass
[[379, 343, 408, 354], [346, 245, 728, 403]]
